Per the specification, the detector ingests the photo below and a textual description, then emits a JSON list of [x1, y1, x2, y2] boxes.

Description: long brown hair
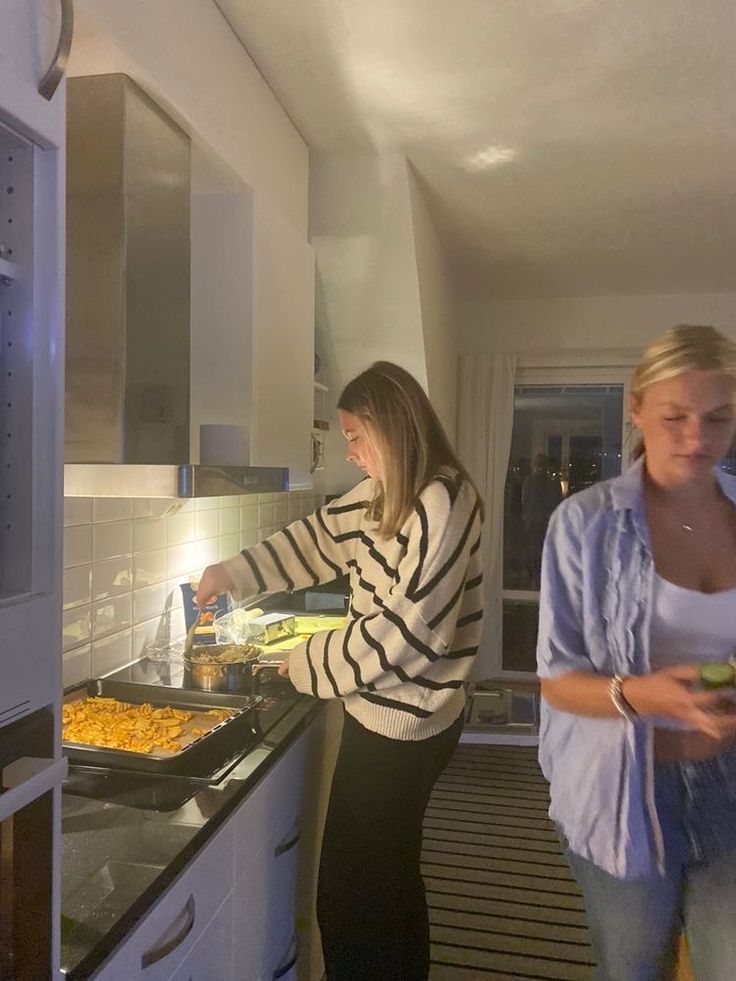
[[338, 361, 482, 538], [630, 325, 736, 459]]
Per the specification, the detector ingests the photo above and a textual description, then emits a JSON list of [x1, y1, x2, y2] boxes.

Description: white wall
[[461, 291, 736, 355], [407, 169, 458, 441], [70, 0, 309, 233], [310, 152, 428, 492]]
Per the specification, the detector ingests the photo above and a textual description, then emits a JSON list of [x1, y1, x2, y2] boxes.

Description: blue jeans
[[563, 749, 736, 981]]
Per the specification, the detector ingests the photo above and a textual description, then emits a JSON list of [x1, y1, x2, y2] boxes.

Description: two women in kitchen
[[538, 324, 736, 980], [196, 360, 484, 981]]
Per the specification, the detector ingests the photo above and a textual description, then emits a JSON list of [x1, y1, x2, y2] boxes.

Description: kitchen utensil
[[184, 618, 197, 655]]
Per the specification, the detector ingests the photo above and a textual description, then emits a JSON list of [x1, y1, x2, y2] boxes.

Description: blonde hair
[[631, 324, 736, 458], [338, 361, 482, 538]]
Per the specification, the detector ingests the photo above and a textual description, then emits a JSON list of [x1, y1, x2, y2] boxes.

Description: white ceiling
[[215, 0, 736, 298]]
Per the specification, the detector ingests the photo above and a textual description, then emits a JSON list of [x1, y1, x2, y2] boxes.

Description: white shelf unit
[[0, 256, 17, 282], [311, 378, 329, 473]]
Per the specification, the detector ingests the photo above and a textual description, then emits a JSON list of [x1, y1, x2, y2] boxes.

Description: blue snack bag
[[180, 582, 230, 645]]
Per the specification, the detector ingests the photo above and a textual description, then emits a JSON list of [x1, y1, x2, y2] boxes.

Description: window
[[499, 366, 631, 677]]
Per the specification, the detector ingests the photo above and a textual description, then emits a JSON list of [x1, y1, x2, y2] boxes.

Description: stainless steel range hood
[[64, 74, 287, 498], [64, 463, 287, 499]]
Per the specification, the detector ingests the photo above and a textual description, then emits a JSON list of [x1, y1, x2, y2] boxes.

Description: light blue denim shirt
[[537, 455, 736, 879]]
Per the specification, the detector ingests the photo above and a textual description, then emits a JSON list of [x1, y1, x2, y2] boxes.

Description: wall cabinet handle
[[274, 822, 300, 857], [141, 895, 196, 969], [0, 756, 67, 823], [38, 0, 74, 101], [272, 933, 299, 980]]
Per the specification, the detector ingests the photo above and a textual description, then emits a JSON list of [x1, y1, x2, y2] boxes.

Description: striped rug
[[424, 744, 595, 981]]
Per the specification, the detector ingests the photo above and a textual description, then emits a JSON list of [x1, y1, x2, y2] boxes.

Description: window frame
[[495, 360, 635, 681]]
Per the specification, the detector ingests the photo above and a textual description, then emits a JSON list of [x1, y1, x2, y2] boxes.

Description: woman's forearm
[[540, 672, 621, 717]]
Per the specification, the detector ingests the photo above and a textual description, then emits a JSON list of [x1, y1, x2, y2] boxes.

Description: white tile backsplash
[[167, 510, 196, 546], [134, 499, 178, 519], [63, 564, 91, 611], [133, 517, 167, 553], [93, 520, 133, 563], [218, 534, 240, 560], [93, 594, 132, 640], [167, 543, 198, 579], [219, 507, 240, 535], [258, 503, 275, 526], [64, 497, 92, 527], [195, 509, 219, 541], [64, 525, 92, 569], [193, 537, 220, 569], [63, 645, 91, 689], [133, 548, 168, 589], [91, 630, 132, 677], [93, 498, 133, 523], [62, 488, 318, 681], [239, 530, 258, 549], [63, 606, 91, 652], [133, 583, 168, 625], [92, 556, 133, 602], [240, 505, 258, 531]]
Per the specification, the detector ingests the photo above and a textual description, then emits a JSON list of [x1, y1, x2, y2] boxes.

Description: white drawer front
[[169, 895, 233, 981], [266, 931, 300, 981], [232, 823, 301, 981], [234, 730, 309, 877], [92, 820, 235, 981]]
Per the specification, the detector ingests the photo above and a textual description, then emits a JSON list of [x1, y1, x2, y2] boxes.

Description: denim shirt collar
[[609, 454, 736, 549]]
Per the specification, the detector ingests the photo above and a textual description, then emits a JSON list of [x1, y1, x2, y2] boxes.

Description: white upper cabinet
[[191, 174, 315, 490], [0, 0, 69, 145], [251, 195, 315, 489]]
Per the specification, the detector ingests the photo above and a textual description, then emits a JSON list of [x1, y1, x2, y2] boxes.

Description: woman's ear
[[630, 393, 642, 431]]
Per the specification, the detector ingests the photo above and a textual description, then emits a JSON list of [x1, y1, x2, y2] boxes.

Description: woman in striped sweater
[[196, 361, 484, 981]]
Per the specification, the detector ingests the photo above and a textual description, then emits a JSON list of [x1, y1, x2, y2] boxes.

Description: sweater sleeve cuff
[[221, 553, 259, 603], [286, 645, 316, 696]]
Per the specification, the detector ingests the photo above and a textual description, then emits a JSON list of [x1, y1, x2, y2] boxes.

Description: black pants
[[317, 709, 464, 981]]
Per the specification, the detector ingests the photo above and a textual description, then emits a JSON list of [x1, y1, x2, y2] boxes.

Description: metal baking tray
[[62, 680, 262, 775]]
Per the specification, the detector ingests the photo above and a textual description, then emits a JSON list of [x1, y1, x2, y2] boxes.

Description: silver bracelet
[[608, 674, 638, 722]]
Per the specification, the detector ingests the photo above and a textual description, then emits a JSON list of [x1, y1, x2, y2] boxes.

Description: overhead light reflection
[[463, 145, 516, 171]]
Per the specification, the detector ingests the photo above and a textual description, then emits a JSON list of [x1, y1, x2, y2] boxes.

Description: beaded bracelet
[[608, 674, 638, 722]]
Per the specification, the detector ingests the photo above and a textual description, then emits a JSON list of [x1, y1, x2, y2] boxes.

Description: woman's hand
[[194, 563, 235, 606], [624, 665, 736, 739], [277, 657, 290, 679]]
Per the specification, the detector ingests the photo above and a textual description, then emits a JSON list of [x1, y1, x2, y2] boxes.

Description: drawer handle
[[272, 933, 299, 980], [274, 825, 300, 858], [38, 0, 74, 101], [141, 895, 196, 969]]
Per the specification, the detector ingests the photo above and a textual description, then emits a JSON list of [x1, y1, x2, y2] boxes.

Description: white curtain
[[457, 353, 517, 680]]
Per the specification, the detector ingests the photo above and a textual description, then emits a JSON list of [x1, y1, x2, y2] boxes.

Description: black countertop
[[61, 659, 323, 979]]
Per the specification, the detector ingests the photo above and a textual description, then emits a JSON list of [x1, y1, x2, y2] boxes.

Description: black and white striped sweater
[[222, 472, 484, 740]]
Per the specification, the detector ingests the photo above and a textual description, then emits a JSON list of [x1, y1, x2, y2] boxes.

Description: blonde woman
[[538, 325, 736, 980], [197, 361, 483, 981]]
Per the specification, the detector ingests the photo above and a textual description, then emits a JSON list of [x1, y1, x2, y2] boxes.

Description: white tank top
[[650, 573, 736, 728]]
